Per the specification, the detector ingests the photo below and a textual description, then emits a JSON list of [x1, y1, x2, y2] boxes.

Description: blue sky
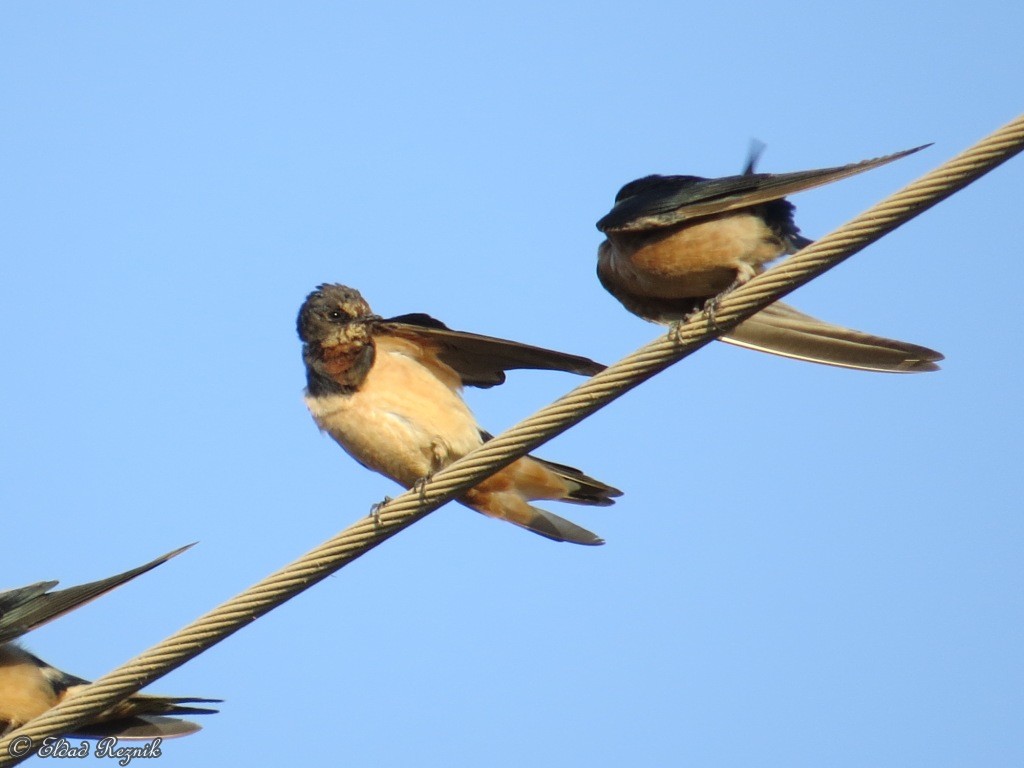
[[2, 3, 1021, 766]]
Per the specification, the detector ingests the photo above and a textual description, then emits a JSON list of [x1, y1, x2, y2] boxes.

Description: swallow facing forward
[[298, 283, 622, 545], [596, 145, 944, 372], [0, 546, 219, 739]]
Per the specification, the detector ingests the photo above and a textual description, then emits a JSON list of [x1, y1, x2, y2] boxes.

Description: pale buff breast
[[0, 645, 59, 729], [306, 344, 484, 488], [603, 212, 785, 299]]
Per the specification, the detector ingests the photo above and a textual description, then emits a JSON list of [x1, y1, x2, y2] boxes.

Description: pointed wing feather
[[71, 716, 206, 740], [0, 583, 57, 617], [0, 544, 194, 643], [598, 145, 929, 232], [377, 314, 604, 388], [722, 302, 943, 373]]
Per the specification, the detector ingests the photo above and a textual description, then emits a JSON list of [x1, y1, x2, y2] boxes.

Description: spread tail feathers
[[721, 302, 943, 373], [457, 448, 619, 544], [528, 457, 623, 506]]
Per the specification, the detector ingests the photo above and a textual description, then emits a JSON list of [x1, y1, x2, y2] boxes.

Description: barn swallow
[[0, 645, 219, 739], [0, 546, 220, 739], [596, 145, 944, 373], [298, 283, 622, 545]]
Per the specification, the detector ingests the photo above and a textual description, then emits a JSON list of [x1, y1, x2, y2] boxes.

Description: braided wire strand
[[2, 113, 1021, 764]]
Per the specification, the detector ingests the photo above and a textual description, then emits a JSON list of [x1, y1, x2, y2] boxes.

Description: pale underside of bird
[[298, 283, 622, 545]]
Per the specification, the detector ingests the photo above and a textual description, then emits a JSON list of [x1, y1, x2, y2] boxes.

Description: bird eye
[[328, 309, 346, 321]]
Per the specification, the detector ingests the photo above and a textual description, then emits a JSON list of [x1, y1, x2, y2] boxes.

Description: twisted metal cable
[[2, 113, 1021, 764]]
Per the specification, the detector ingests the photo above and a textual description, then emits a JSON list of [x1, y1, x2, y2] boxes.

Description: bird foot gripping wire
[[667, 319, 686, 344], [668, 295, 727, 344], [410, 438, 450, 504], [411, 475, 433, 504], [369, 496, 392, 529], [701, 295, 725, 335], [700, 276, 751, 339]]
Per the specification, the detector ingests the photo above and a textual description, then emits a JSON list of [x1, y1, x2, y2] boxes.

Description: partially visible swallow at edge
[[297, 283, 622, 545], [0, 546, 220, 739], [596, 144, 944, 373], [0, 545, 191, 645]]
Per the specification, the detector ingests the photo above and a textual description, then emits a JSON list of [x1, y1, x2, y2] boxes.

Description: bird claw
[[702, 295, 723, 334], [669, 299, 723, 342], [701, 273, 751, 335], [369, 496, 392, 529], [412, 475, 432, 503]]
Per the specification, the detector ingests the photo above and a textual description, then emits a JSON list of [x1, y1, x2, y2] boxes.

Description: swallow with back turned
[[298, 283, 622, 545], [0, 545, 220, 739], [596, 145, 944, 372]]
